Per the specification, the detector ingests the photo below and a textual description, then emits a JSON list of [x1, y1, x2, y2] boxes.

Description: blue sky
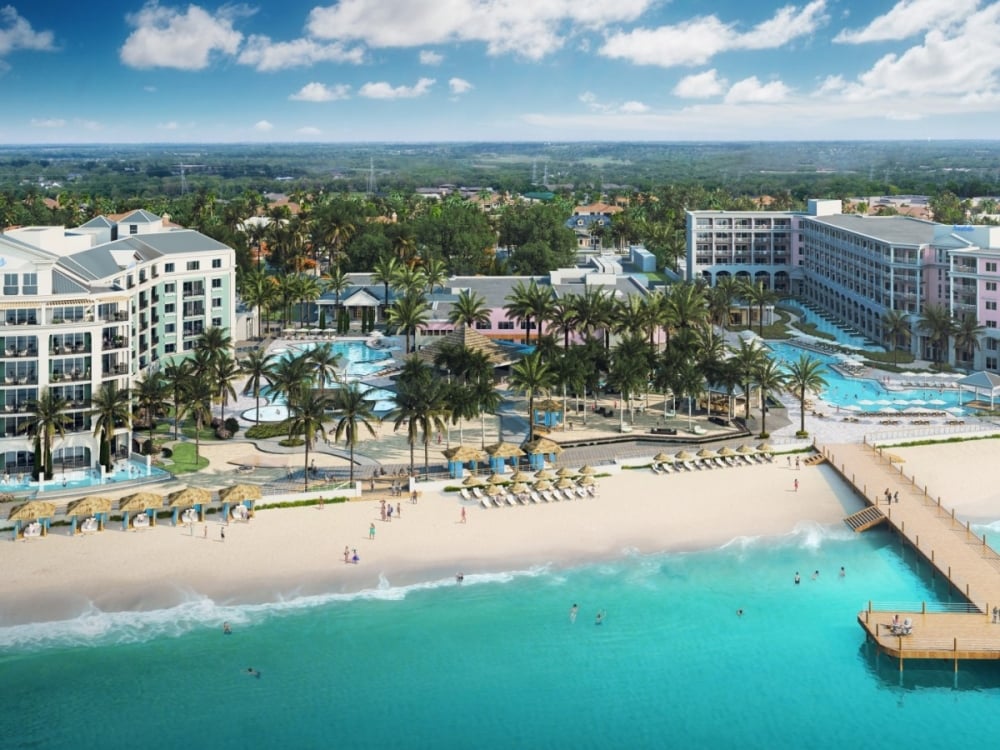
[[2, 0, 999, 143]]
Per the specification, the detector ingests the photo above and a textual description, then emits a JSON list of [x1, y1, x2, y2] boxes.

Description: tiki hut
[[533, 469, 555, 481], [532, 479, 552, 491], [443, 445, 487, 479], [119, 492, 163, 529], [168, 487, 211, 525], [484, 441, 525, 474], [554, 477, 576, 490], [8, 500, 56, 539], [555, 467, 578, 478], [735, 444, 757, 455], [509, 470, 534, 483], [66, 496, 113, 534], [487, 473, 508, 485], [219, 484, 262, 522], [521, 437, 563, 470], [461, 475, 485, 487], [577, 475, 596, 487], [535, 398, 564, 429], [653, 452, 673, 464], [578, 465, 597, 476]]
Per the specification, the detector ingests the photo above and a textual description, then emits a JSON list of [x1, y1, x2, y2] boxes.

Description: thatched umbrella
[[578, 465, 597, 476], [511, 482, 529, 495], [486, 484, 504, 496], [67, 496, 113, 534], [675, 450, 695, 461], [653, 452, 673, 464], [696, 448, 717, 459], [119, 491, 163, 529], [533, 479, 552, 491], [556, 467, 578, 478], [488, 473, 508, 485], [8, 500, 57, 538], [536, 398, 563, 412], [735, 444, 757, 455], [168, 487, 211, 525], [442, 444, 486, 470], [522, 437, 563, 455], [756, 442, 774, 453], [219, 484, 262, 521], [718, 446, 738, 457], [554, 477, 576, 490], [577, 475, 597, 487], [462, 475, 485, 487], [534, 469, 555, 481], [509, 470, 534, 483], [484, 441, 525, 474]]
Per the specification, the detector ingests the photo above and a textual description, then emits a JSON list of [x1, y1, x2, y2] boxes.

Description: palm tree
[[211, 352, 241, 428], [505, 279, 553, 345], [240, 268, 278, 339], [290, 388, 333, 490], [423, 257, 449, 294], [509, 351, 556, 443], [548, 297, 578, 348], [176, 373, 214, 464], [741, 280, 777, 335], [334, 381, 378, 484], [882, 309, 912, 366], [133, 373, 170, 449], [196, 326, 233, 362], [448, 289, 490, 329], [754, 357, 788, 438], [953, 314, 985, 368], [162, 359, 192, 440], [324, 265, 350, 311], [240, 349, 276, 424], [917, 304, 956, 364], [307, 342, 343, 388], [414, 377, 450, 477], [90, 383, 132, 472], [785, 355, 828, 436], [733, 339, 767, 421], [386, 291, 429, 354], [391, 265, 427, 296], [371, 254, 400, 306], [268, 352, 313, 409], [295, 273, 322, 328], [388, 368, 427, 476], [21, 389, 70, 480], [608, 335, 652, 431]]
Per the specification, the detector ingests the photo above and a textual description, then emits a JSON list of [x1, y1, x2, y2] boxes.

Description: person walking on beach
[[894, 491, 899, 504], [795, 456, 800, 470], [396, 502, 401, 519], [220, 527, 225, 542], [387, 504, 393, 521], [369, 523, 376, 540], [344, 546, 350, 564], [203, 524, 208, 540], [460, 506, 467, 524], [787, 456, 791, 467], [794, 478, 799, 492]]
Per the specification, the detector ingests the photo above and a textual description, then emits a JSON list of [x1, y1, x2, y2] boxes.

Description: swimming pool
[[768, 342, 969, 414], [0, 459, 171, 494], [783, 302, 882, 350]]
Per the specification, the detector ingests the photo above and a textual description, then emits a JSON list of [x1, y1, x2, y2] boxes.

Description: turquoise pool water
[[769, 342, 968, 415], [3, 523, 999, 749], [0, 459, 170, 495]]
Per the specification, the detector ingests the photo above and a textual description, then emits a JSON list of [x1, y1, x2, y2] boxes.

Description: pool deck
[[822, 440, 1000, 668]]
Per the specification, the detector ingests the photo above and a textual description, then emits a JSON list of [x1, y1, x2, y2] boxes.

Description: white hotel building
[[687, 200, 1000, 371], [0, 210, 236, 474]]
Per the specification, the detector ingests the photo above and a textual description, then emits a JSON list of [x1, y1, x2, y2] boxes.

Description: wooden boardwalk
[[821, 441, 1000, 670]]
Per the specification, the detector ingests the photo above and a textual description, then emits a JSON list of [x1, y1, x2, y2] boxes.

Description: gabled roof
[[958, 371, 1000, 391], [116, 209, 162, 224], [417, 326, 517, 367], [341, 288, 381, 307], [77, 216, 115, 229], [52, 270, 89, 294]]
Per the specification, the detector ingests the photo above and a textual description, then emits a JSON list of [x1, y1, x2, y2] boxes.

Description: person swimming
[[223, 622, 232, 635], [570, 604, 578, 622], [246, 667, 260, 678], [595, 609, 606, 625]]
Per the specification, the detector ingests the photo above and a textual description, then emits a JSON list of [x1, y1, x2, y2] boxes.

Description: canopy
[[653, 452, 673, 463], [756, 442, 774, 452], [484, 441, 525, 459], [578, 465, 597, 476], [168, 487, 211, 508], [66, 496, 113, 516], [462, 475, 485, 487], [675, 450, 695, 461], [119, 492, 163, 512], [958, 370, 1000, 407], [533, 469, 555, 481], [577, 476, 597, 487], [219, 484, 262, 504], [522, 437, 563, 455], [554, 477, 576, 489], [8, 501, 56, 521], [533, 479, 552, 491], [556, 467, 578, 478], [442, 445, 487, 462], [488, 473, 508, 485], [486, 484, 504, 496], [718, 446, 738, 457], [735, 445, 757, 455], [696, 448, 717, 459], [511, 483, 529, 494], [509, 470, 534, 482], [536, 398, 563, 412]]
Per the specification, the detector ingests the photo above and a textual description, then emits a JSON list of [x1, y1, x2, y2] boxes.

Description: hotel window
[[186, 261, 200, 271], [988, 262, 998, 272], [475, 320, 491, 330], [212, 297, 222, 309], [987, 301, 997, 311], [498, 321, 514, 330], [164, 283, 175, 294], [989, 321, 998, 329], [988, 357, 998, 370], [212, 259, 222, 269], [212, 317, 222, 327], [211, 279, 222, 289], [3, 273, 17, 295], [21, 273, 37, 295], [165, 323, 175, 333], [165, 344, 176, 353], [129, 225, 138, 235], [988, 282, 997, 292], [165, 263, 175, 273], [164, 303, 175, 314]]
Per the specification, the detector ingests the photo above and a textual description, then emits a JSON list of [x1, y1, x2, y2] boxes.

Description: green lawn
[[164, 442, 210, 474]]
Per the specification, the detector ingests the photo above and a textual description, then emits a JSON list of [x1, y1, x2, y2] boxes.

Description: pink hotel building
[[687, 200, 1000, 372]]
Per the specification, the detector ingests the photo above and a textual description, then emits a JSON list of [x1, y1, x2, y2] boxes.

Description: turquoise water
[[769, 342, 968, 415], [0, 458, 170, 495], [3, 523, 1000, 749]]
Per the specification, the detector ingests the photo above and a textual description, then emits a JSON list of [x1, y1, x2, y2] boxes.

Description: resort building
[[687, 200, 1000, 371], [0, 210, 237, 474]]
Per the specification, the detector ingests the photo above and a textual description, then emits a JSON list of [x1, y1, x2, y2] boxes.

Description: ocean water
[[2, 524, 999, 749]]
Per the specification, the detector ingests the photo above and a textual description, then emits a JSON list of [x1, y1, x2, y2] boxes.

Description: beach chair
[[660, 462, 673, 474], [542, 490, 557, 502], [480, 495, 492, 509], [460, 488, 473, 501], [650, 463, 662, 475], [586, 485, 598, 497], [713, 458, 727, 469], [503, 493, 517, 507], [473, 487, 486, 500], [575, 487, 588, 498], [529, 491, 544, 504]]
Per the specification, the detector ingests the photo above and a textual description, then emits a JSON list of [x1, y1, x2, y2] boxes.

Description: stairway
[[803, 453, 827, 466], [843, 506, 886, 533]]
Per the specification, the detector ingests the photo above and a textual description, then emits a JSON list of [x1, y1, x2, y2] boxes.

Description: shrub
[[215, 428, 231, 440], [278, 437, 304, 447], [224, 417, 240, 436], [246, 420, 293, 439]]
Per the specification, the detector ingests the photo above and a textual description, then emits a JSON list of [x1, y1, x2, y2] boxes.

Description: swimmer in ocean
[[595, 609, 606, 625], [570, 604, 578, 623], [223, 622, 232, 635], [246, 667, 260, 678]]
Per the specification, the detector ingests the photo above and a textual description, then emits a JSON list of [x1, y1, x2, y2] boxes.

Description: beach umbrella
[[910, 399, 927, 406], [488, 473, 508, 485], [735, 445, 757, 455], [858, 399, 875, 406], [718, 446, 738, 457], [892, 399, 910, 406], [675, 450, 695, 461], [442, 445, 486, 463], [556, 467, 578, 478], [696, 448, 717, 459], [7, 500, 56, 522], [879, 407, 898, 414], [511, 482, 529, 494], [652, 452, 673, 463], [876, 399, 892, 406], [486, 484, 504, 496], [521, 437, 564, 456], [946, 406, 965, 414], [484, 441, 525, 459], [119, 492, 162, 512], [168, 487, 210, 508], [756, 442, 774, 452], [578, 465, 597, 476], [554, 477, 576, 490], [577, 476, 596, 487], [536, 398, 563, 412], [534, 469, 555, 481], [66, 495, 113, 517], [533, 479, 552, 491], [462, 475, 485, 487], [509, 470, 533, 483], [928, 399, 947, 405], [219, 484, 262, 504]]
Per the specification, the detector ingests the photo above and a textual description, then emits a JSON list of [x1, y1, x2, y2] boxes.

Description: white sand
[[0, 458, 866, 626]]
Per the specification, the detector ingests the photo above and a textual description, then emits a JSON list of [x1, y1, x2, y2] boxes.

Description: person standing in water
[[595, 610, 606, 625], [569, 604, 578, 623]]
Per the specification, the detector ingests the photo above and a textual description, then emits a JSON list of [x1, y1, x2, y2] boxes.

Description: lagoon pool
[[0, 459, 171, 494]]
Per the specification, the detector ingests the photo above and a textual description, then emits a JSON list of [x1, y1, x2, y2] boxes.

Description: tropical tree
[[785, 355, 828, 436], [240, 268, 278, 338], [743, 280, 778, 335], [21, 389, 70, 480], [371, 254, 399, 312], [240, 349, 276, 424], [90, 383, 132, 472], [307, 342, 343, 388], [953, 314, 985, 367], [754, 357, 788, 438], [505, 279, 553, 345], [509, 351, 556, 443], [162, 359, 192, 440], [196, 326, 233, 362], [268, 351, 313, 408], [733, 339, 767, 421], [423, 257, 449, 294], [289, 389, 333, 491], [133, 373, 170, 449], [332, 382, 378, 485], [448, 289, 490, 329], [324, 265, 350, 310], [608, 335, 652, 430], [917, 304, 955, 364], [211, 352, 241, 428], [882, 309, 912, 366], [386, 291, 429, 354], [388, 362, 430, 476]]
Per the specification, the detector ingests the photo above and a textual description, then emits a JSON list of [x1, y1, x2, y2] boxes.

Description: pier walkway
[[821, 441, 1000, 670]]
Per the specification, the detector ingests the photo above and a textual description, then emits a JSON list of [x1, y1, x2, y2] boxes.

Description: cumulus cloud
[[253, 120, 274, 132], [0, 6, 55, 56], [297, 126, 322, 136], [120, 2, 244, 70], [359, 77, 435, 99], [289, 82, 351, 102], [619, 100, 650, 114], [673, 69, 728, 98], [420, 50, 443, 65], [307, 0, 653, 60], [725, 77, 791, 103], [158, 121, 179, 130], [238, 35, 364, 71], [449, 77, 473, 95], [579, 91, 650, 114], [600, 1, 827, 67], [30, 118, 65, 128], [835, 0, 979, 44]]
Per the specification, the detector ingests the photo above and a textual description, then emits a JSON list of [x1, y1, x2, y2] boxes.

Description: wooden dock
[[821, 441, 1000, 670]]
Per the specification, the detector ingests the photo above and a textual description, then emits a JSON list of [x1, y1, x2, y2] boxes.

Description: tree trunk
[[304, 440, 311, 491]]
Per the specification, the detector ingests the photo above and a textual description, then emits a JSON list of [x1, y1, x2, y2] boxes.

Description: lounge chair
[[575, 487, 588, 498], [459, 488, 473, 501], [542, 490, 557, 502], [529, 491, 544, 504], [650, 464, 662, 475], [713, 458, 727, 469], [479, 496, 492, 509], [472, 487, 486, 500], [586, 485, 598, 496]]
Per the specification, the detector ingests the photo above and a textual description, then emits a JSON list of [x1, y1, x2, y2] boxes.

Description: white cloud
[[835, 0, 979, 44], [600, 1, 827, 67], [254, 120, 274, 132], [120, 3, 244, 70], [580, 91, 608, 112], [673, 69, 728, 98], [76, 119, 102, 131], [619, 100, 650, 114], [420, 50, 443, 65], [0, 6, 55, 56], [449, 77, 473, 95], [30, 118, 65, 128], [725, 77, 791, 103], [307, 0, 653, 60], [238, 35, 364, 71], [359, 77, 435, 99], [143, 85, 157, 93], [297, 126, 322, 136], [158, 121, 179, 130], [289, 82, 351, 102]]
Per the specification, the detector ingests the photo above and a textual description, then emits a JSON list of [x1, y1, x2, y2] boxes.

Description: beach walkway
[[821, 441, 1000, 669]]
